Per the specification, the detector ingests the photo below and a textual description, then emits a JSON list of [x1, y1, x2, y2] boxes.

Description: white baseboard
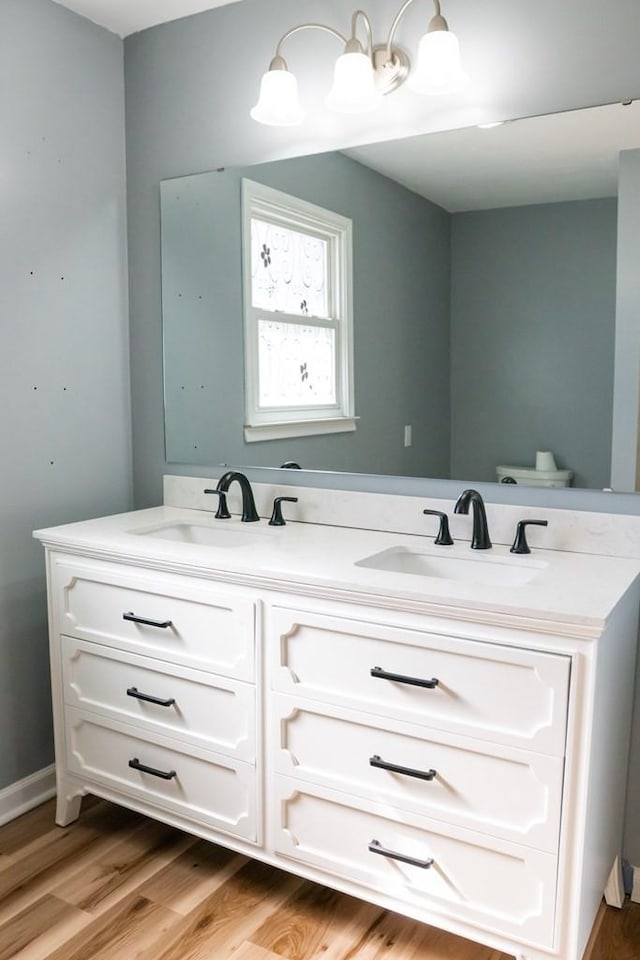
[[0, 765, 56, 827]]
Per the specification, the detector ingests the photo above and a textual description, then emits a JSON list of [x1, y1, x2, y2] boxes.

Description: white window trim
[[241, 178, 356, 443]]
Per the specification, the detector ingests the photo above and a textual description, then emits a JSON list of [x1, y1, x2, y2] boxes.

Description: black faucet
[[211, 471, 260, 522], [454, 489, 492, 549]]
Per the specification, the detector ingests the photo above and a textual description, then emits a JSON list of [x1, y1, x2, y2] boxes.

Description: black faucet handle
[[510, 519, 548, 554], [423, 509, 453, 545], [269, 496, 298, 526], [203, 488, 231, 519]]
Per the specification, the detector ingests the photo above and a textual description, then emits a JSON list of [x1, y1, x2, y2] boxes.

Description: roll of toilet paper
[[536, 450, 557, 471]]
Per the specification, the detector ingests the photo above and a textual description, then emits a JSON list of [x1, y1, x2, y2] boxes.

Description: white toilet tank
[[496, 464, 573, 487]]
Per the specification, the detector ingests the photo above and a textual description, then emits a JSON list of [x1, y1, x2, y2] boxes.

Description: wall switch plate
[[404, 425, 412, 447]]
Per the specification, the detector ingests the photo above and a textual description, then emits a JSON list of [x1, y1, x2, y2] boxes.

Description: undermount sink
[[355, 546, 547, 587], [130, 521, 268, 549]]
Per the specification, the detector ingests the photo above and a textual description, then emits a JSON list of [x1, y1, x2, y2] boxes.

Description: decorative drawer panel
[[272, 695, 563, 852], [62, 637, 256, 761], [65, 708, 257, 841], [52, 557, 255, 680], [270, 607, 570, 755], [274, 776, 556, 948]]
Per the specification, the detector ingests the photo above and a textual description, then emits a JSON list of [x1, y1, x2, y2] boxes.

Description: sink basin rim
[[355, 545, 547, 587], [129, 520, 270, 549]]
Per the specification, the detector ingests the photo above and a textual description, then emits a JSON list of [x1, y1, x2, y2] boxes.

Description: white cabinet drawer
[[62, 637, 256, 761], [274, 776, 556, 948], [272, 695, 563, 852], [270, 607, 570, 755], [65, 708, 257, 841], [52, 557, 255, 680]]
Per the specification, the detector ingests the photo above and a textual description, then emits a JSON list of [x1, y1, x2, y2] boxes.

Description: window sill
[[244, 416, 358, 443]]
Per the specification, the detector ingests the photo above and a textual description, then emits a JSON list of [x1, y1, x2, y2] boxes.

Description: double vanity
[[34, 476, 640, 960]]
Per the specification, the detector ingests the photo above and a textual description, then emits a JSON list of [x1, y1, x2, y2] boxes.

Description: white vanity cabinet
[[35, 505, 640, 960], [261, 591, 637, 960], [267, 604, 570, 949], [48, 553, 259, 842]]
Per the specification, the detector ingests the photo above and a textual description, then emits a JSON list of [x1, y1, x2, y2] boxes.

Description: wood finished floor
[[0, 798, 638, 960]]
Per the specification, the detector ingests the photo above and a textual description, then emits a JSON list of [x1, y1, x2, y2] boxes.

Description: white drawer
[[52, 557, 255, 680], [272, 695, 563, 852], [65, 707, 257, 841], [274, 776, 556, 948], [270, 607, 570, 755], [62, 637, 256, 761]]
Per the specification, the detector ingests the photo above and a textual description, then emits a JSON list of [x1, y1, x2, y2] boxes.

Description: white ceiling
[[345, 101, 640, 212], [51, 0, 241, 37]]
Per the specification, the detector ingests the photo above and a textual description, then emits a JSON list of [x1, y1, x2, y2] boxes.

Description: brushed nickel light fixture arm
[[251, 0, 467, 126]]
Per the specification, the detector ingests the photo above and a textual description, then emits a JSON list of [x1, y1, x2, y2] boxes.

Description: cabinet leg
[[55, 776, 84, 826]]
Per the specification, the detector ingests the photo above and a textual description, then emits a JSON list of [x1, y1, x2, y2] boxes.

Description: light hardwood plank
[[137, 838, 248, 915], [0, 802, 144, 926], [232, 944, 285, 960], [0, 893, 88, 960], [587, 901, 640, 960], [52, 816, 196, 915], [138, 859, 305, 960], [248, 879, 384, 960], [44, 893, 181, 960]]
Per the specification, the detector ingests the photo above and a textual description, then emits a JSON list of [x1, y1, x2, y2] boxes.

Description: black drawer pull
[[123, 611, 173, 629], [371, 666, 439, 689], [128, 757, 177, 781], [370, 755, 437, 781], [368, 839, 434, 869], [127, 687, 176, 708]]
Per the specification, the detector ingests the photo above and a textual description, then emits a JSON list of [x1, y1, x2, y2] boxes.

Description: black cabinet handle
[[371, 666, 439, 689], [128, 757, 177, 781], [126, 686, 176, 708], [369, 755, 437, 781], [123, 611, 173, 629], [368, 839, 433, 869]]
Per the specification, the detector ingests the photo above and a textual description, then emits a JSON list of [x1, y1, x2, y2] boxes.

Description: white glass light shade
[[250, 69, 305, 126], [409, 29, 468, 94], [325, 51, 382, 114]]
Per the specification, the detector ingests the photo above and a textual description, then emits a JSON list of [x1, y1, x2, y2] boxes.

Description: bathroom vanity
[[34, 479, 640, 960]]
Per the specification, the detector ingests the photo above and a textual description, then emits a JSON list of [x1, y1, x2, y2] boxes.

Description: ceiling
[[51, 0, 242, 37], [345, 100, 640, 212]]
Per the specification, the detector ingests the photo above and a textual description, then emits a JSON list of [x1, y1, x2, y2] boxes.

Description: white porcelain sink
[[130, 521, 268, 549], [355, 546, 546, 587]]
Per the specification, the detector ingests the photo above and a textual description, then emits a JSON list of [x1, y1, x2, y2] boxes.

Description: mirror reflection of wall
[[161, 102, 640, 490]]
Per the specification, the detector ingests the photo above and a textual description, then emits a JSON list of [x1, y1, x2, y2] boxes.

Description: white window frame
[[241, 178, 356, 443]]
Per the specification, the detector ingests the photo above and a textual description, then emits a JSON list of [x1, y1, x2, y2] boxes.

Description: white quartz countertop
[[34, 505, 640, 633]]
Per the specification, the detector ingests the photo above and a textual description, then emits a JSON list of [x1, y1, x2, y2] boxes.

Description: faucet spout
[[216, 471, 260, 522], [454, 489, 492, 550]]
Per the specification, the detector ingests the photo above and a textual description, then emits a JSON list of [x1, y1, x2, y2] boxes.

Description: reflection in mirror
[[161, 101, 640, 491]]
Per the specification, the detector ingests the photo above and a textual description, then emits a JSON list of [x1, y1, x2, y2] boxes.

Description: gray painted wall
[[162, 152, 450, 477], [0, 0, 131, 792], [450, 198, 617, 489]]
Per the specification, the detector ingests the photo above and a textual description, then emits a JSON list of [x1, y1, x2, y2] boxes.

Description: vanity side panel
[[575, 585, 640, 958]]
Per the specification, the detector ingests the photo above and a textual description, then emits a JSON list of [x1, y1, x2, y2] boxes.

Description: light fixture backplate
[[372, 44, 410, 95]]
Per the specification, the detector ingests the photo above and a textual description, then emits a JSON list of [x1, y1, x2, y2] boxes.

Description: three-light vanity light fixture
[[251, 0, 468, 126]]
